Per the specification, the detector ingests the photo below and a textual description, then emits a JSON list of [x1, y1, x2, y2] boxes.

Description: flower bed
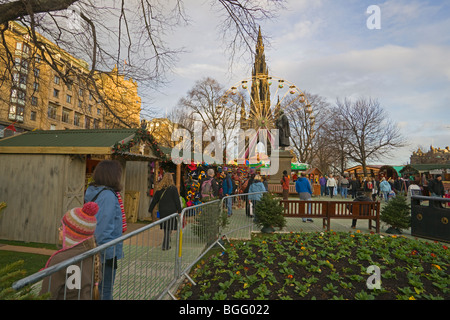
[[177, 231, 450, 300]]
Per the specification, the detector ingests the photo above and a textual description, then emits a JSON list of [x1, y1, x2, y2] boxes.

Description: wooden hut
[[344, 165, 383, 178], [0, 129, 163, 244]]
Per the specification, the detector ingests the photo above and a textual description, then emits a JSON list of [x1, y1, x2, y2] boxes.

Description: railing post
[[175, 211, 182, 279]]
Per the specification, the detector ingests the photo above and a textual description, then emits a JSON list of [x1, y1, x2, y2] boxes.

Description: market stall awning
[[0, 128, 163, 160]]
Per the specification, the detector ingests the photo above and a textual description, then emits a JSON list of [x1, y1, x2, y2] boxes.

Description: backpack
[[201, 178, 214, 199]]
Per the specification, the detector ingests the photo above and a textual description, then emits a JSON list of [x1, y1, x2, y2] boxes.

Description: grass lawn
[[0, 240, 56, 276], [177, 231, 450, 300], [0, 251, 50, 276]]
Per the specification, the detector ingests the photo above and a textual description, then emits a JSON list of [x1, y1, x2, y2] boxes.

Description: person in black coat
[[349, 176, 360, 199], [428, 175, 445, 197], [148, 173, 182, 250], [349, 191, 373, 229]]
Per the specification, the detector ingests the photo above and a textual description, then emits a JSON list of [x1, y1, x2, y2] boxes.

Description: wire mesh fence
[[11, 192, 266, 300]]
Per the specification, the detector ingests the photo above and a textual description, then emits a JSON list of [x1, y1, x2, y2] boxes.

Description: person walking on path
[[379, 177, 392, 202], [281, 170, 290, 200], [326, 174, 337, 198], [222, 170, 234, 216], [84, 160, 125, 300], [200, 168, 219, 200], [249, 174, 267, 217], [295, 172, 313, 222], [40, 202, 101, 300], [340, 175, 349, 198], [148, 173, 182, 250], [319, 175, 327, 197]]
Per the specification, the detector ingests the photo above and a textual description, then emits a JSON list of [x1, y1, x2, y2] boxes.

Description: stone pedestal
[[267, 149, 293, 185]]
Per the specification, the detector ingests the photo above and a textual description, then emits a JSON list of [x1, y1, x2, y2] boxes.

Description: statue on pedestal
[[276, 110, 291, 149]]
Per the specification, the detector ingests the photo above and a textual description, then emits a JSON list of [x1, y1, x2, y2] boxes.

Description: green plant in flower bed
[[177, 231, 450, 300]]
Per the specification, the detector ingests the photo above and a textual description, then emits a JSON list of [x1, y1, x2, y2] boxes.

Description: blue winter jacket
[[84, 185, 124, 261], [379, 180, 392, 192], [248, 181, 266, 201], [222, 174, 233, 196], [295, 177, 312, 195]]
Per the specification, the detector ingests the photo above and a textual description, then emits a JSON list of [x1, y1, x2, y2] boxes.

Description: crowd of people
[[317, 173, 440, 202], [39, 159, 448, 300]]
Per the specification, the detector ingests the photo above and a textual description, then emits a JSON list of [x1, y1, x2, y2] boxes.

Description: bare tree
[[0, 0, 285, 127], [177, 77, 241, 162], [333, 97, 407, 176], [285, 92, 331, 165], [325, 115, 350, 174]]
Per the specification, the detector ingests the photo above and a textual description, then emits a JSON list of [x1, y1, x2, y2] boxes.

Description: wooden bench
[[279, 200, 381, 233]]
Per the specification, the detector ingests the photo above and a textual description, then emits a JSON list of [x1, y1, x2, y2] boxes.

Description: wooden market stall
[[344, 164, 383, 178], [0, 128, 163, 244]]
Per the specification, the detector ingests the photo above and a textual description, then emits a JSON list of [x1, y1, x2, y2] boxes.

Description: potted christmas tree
[[380, 194, 411, 234], [254, 193, 286, 233]]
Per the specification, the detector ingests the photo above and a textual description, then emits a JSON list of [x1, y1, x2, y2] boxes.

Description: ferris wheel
[[221, 75, 315, 132], [220, 74, 316, 161]]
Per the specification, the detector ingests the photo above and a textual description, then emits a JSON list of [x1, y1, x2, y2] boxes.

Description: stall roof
[[410, 163, 450, 172], [0, 129, 161, 159]]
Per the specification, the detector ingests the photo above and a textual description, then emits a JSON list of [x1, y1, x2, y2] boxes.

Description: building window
[[62, 108, 70, 123], [33, 82, 39, 92], [74, 112, 81, 126], [31, 96, 38, 106], [53, 89, 59, 98], [66, 94, 72, 104], [17, 90, 25, 105], [10, 89, 17, 103], [67, 82, 72, 91], [48, 104, 57, 119], [23, 43, 30, 54], [30, 111, 37, 121], [21, 59, 28, 71], [34, 68, 40, 78], [54, 75, 60, 85], [85, 116, 91, 129], [8, 105, 24, 122], [97, 108, 101, 115]]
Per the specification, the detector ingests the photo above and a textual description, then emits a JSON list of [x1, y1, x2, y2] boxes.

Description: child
[[40, 202, 101, 300]]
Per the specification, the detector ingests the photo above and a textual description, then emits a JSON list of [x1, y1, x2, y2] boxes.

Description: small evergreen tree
[[254, 193, 286, 232], [380, 194, 411, 233], [0, 260, 48, 300]]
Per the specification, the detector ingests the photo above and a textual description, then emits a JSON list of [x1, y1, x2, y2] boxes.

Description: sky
[[140, 0, 450, 166]]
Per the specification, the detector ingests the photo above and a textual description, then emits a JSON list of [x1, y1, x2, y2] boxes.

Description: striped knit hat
[[61, 202, 99, 248]]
